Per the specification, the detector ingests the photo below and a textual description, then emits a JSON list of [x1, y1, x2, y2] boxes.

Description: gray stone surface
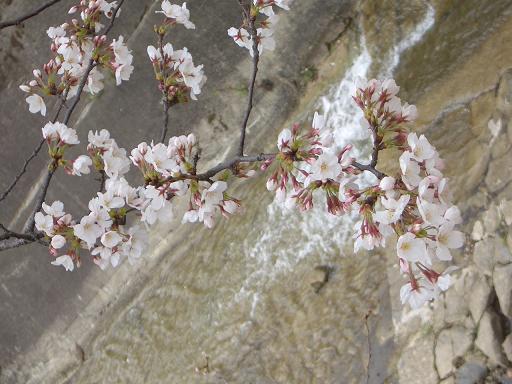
[[500, 199, 512, 226], [494, 264, 512, 318], [503, 333, 512, 363], [471, 220, 485, 241], [398, 333, 438, 384], [475, 310, 507, 366], [483, 203, 502, 234], [473, 237, 512, 276], [466, 269, 492, 323], [435, 326, 473, 379], [455, 362, 488, 384]]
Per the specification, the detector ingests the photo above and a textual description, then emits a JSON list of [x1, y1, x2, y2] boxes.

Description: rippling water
[[70, 5, 436, 384]]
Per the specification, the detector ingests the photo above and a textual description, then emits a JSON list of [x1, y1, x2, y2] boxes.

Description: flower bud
[[68, 6, 78, 14], [19, 85, 31, 93], [33, 69, 42, 78], [29, 80, 38, 87]]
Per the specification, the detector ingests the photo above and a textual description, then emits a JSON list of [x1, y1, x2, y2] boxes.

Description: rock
[[465, 269, 492, 323], [492, 133, 512, 159], [508, 120, 512, 144], [473, 238, 496, 276], [495, 237, 512, 264], [470, 91, 495, 137], [503, 334, 512, 363], [473, 237, 512, 276], [475, 310, 507, 366], [485, 150, 512, 193], [398, 333, 438, 384], [494, 264, 512, 318], [483, 203, 502, 234], [435, 326, 473, 378], [471, 220, 484, 241], [440, 377, 455, 384], [455, 362, 488, 384], [445, 273, 471, 324], [500, 199, 512, 226], [497, 69, 512, 116], [507, 233, 512, 252]]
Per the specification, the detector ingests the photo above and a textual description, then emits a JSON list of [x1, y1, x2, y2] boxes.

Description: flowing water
[[69, 4, 439, 383]]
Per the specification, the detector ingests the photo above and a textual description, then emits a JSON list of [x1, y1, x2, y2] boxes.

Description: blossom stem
[[352, 161, 386, 179], [238, 3, 259, 156], [159, 99, 170, 143], [0, 0, 63, 30]]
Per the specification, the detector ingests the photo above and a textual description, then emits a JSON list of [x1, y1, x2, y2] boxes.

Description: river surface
[[66, 1, 505, 383]]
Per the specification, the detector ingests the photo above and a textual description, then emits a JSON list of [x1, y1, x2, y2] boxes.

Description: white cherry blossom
[[435, 223, 464, 261], [42, 201, 65, 217], [72, 155, 92, 176], [51, 255, 75, 271], [26, 94, 46, 116], [73, 215, 103, 248], [400, 279, 434, 309], [397, 232, 429, 264], [157, 1, 195, 29]]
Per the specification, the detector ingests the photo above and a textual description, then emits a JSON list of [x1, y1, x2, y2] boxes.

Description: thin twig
[[369, 126, 380, 168], [238, 2, 260, 156], [0, 0, 63, 30], [352, 161, 385, 179], [364, 311, 372, 384], [198, 153, 273, 179], [160, 100, 170, 143]]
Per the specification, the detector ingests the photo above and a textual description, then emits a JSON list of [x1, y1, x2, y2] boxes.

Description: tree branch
[[159, 100, 170, 143], [238, 3, 260, 156], [352, 161, 385, 179], [0, 0, 63, 30], [0, 0, 125, 252]]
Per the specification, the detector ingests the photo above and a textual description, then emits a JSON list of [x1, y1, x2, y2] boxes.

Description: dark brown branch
[[238, 3, 260, 156], [369, 126, 380, 168], [0, 0, 63, 30], [352, 161, 385, 179], [198, 153, 273, 180]]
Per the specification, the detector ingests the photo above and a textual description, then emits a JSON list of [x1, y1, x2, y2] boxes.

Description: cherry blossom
[[26, 94, 46, 116], [51, 255, 75, 271], [157, 1, 195, 29]]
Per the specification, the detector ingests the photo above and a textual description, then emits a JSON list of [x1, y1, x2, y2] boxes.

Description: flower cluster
[[265, 111, 353, 215], [148, 2, 206, 104], [41, 121, 81, 171], [86, 129, 130, 179], [228, 0, 294, 56], [265, 78, 464, 309], [19, 0, 132, 116], [35, 195, 148, 271]]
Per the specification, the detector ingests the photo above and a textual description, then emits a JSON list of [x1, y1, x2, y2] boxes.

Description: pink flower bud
[[19, 85, 31, 93], [68, 5, 78, 14], [33, 69, 42, 78]]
